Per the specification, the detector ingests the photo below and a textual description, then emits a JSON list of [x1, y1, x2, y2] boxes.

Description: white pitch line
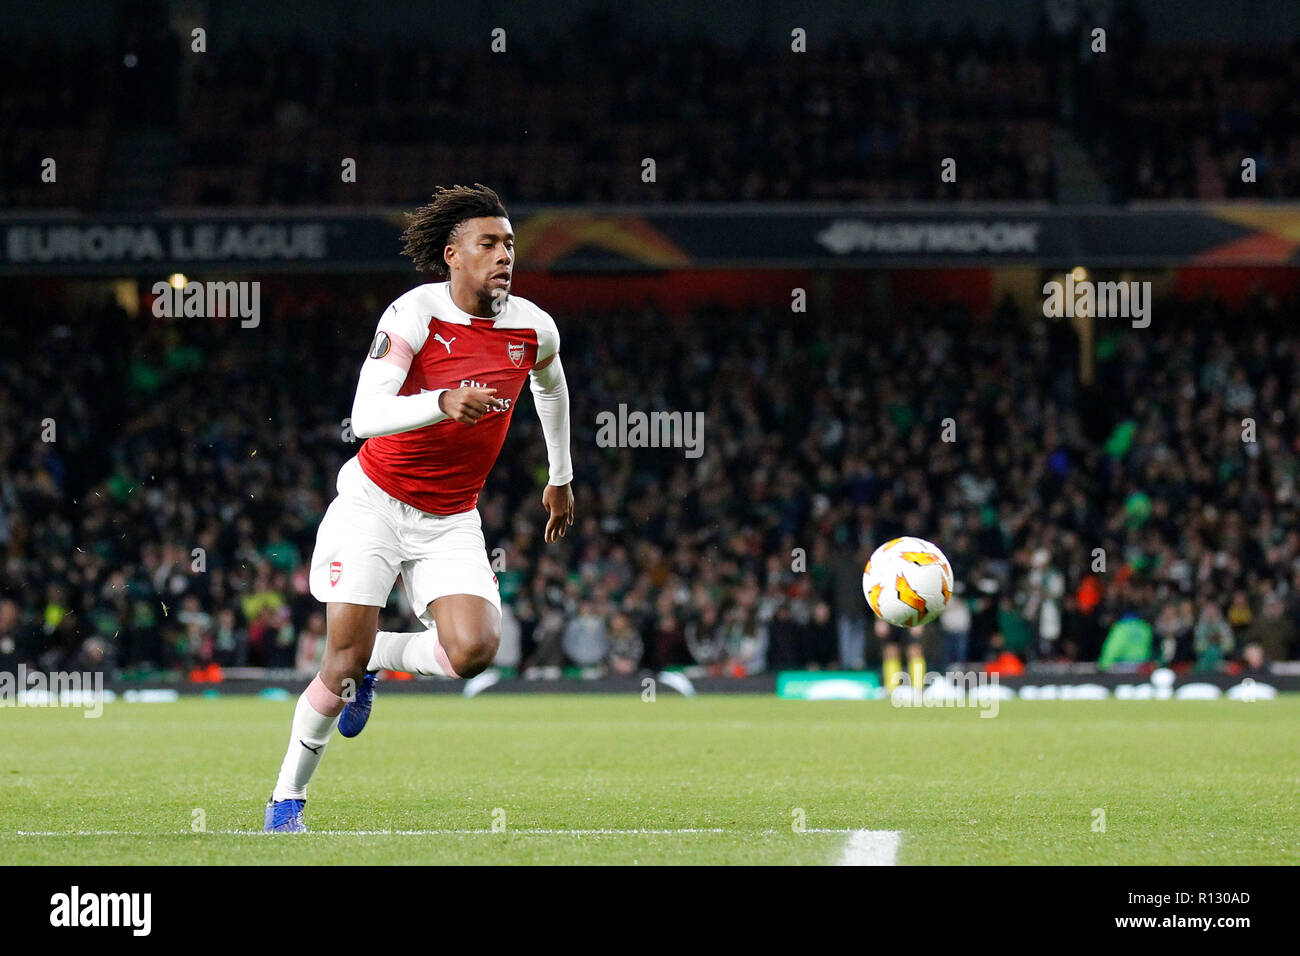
[[13, 826, 903, 864], [17, 828, 744, 836], [838, 829, 901, 865], [230, 828, 736, 836]]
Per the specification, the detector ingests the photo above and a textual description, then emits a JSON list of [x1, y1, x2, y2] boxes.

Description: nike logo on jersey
[[433, 333, 457, 354], [299, 740, 323, 755]]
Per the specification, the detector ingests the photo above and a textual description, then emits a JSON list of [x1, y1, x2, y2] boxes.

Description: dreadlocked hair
[[400, 183, 509, 275]]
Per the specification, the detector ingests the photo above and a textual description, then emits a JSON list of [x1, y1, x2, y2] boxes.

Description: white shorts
[[309, 457, 500, 627]]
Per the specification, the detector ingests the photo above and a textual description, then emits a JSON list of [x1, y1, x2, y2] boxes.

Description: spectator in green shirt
[[1193, 601, 1234, 672], [1098, 612, 1153, 672]]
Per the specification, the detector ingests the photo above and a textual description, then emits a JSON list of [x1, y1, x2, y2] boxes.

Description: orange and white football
[[862, 536, 954, 628]]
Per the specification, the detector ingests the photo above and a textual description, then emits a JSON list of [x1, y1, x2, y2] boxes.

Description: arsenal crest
[[329, 561, 342, 586], [508, 341, 525, 367]]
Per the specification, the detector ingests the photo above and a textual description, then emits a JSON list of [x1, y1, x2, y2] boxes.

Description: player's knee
[[321, 650, 371, 697], [324, 605, 377, 671], [445, 625, 499, 678], [321, 643, 370, 686]]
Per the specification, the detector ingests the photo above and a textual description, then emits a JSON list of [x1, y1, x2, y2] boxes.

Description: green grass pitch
[[2, 694, 1297, 864]]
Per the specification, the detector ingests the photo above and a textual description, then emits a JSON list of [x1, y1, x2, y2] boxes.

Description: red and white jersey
[[356, 282, 559, 515]]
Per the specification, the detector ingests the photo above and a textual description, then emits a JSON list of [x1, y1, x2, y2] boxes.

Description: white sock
[[272, 674, 344, 802], [367, 626, 460, 677]]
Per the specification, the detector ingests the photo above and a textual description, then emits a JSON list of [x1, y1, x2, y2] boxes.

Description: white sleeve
[[534, 307, 560, 363], [351, 363, 447, 439], [349, 302, 447, 439], [530, 353, 573, 486]]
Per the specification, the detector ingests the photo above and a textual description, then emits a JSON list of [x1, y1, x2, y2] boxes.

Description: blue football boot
[[338, 670, 380, 738], [264, 797, 307, 833]]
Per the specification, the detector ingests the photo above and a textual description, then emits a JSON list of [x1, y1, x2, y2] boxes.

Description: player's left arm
[[530, 315, 574, 543]]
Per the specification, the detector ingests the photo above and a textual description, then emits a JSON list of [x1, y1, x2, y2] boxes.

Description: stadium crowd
[[7, 6, 1298, 209], [1077, 35, 1300, 201], [3, 284, 1299, 679]]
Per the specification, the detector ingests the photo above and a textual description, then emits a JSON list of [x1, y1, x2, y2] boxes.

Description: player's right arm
[[349, 305, 501, 438]]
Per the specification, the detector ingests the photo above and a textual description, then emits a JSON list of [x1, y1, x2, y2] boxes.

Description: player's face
[[446, 216, 514, 307]]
